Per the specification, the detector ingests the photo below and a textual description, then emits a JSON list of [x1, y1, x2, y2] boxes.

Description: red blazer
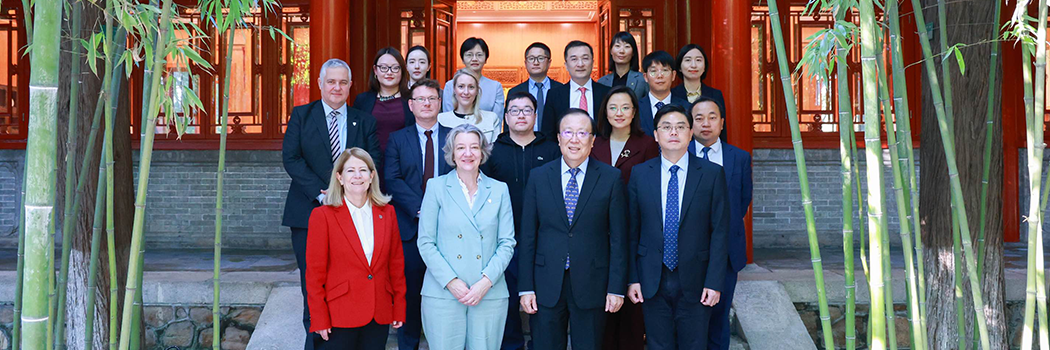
[[306, 200, 406, 332], [592, 134, 660, 183]]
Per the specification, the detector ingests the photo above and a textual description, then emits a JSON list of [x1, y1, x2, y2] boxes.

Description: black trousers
[[292, 227, 320, 350], [501, 255, 536, 350], [708, 266, 738, 350], [397, 236, 426, 350], [532, 269, 607, 350], [320, 321, 390, 350], [642, 266, 712, 350], [602, 293, 646, 350]]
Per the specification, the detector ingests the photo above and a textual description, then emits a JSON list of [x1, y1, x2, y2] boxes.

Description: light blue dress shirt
[[417, 123, 441, 179], [660, 155, 689, 223], [528, 77, 552, 131]]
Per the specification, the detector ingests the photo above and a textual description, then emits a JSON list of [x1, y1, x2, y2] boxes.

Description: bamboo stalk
[[116, 0, 176, 347], [84, 140, 108, 350], [908, 0, 993, 347], [1020, 33, 1038, 350], [19, 0, 62, 347], [766, 0, 834, 348], [212, 19, 237, 350], [833, 3, 857, 349], [859, 0, 888, 348], [14, 145, 28, 350], [1031, 1, 1050, 348], [976, 0, 1003, 286], [953, 213, 968, 350], [101, 0, 118, 346]]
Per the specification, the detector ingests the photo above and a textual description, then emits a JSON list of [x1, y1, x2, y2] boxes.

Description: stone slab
[[734, 280, 816, 350], [246, 286, 306, 350]]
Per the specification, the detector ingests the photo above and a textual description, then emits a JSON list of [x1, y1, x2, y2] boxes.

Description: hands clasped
[[447, 276, 493, 306]]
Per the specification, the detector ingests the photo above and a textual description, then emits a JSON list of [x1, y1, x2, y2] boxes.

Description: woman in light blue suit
[[417, 123, 516, 350]]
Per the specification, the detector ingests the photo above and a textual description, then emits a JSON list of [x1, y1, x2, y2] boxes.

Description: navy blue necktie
[[655, 101, 666, 112], [664, 165, 681, 270], [565, 168, 581, 269], [535, 82, 546, 130], [701, 146, 711, 160]]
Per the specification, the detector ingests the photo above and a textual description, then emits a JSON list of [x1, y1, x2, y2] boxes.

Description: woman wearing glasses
[[354, 47, 415, 153], [437, 69, 501, 142], [406, 45, 431, 88], [598, 32, 649, 100], [442, 37, 506, 118], [591, 85, 658, 350]]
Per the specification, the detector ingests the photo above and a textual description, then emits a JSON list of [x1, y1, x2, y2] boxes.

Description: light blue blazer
[[598, 70, 649, 100], [417, 171, 516, 300]]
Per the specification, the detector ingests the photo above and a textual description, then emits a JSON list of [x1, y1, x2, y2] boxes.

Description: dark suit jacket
[[507, 78, 565, 130], [353, 91, 415, 128], [540, 80, 611, 136], [282, 100, 381, 228], [689, 141, 753, 272], [384, 124, 454, 241], [671, 83, 726, 117], [519, 158, 628, 309], [638, 94, 692, 136], [627, 155, 730, 301], [591, 134, 660, 184]]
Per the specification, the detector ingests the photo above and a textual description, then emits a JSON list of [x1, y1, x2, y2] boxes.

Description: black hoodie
[[482, 131, 562, 231]]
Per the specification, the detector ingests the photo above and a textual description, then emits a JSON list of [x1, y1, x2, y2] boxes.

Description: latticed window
[[618, 8, 653, 58], [0, 5, 28, 144]]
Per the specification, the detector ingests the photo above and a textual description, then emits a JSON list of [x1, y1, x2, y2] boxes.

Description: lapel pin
[[620, 149, 631, 158], [488, 198, 492, 203], [379, 214, 383, 219], [352, 121, 357, 127]]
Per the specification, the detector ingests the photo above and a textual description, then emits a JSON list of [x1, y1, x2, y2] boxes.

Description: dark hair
[[460, 37, 489, 59], [653, 104, 692, 130], [406, 45, 432, 80], [525, 42, 551, 58], [690, 96, 724, 119], [675, 44, 710, 81], [558, 108, 597, 134], [607, 32, 640, 73], [505, 91, 538, 110], [642, 50, 675, 72], [369, 47, 410, 95], [564, 40, 594, 60], [596, 86, 643, 138], [410, 79, 442, 98]]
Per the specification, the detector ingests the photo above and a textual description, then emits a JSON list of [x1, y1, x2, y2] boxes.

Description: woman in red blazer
[[593, 85, 661, 185], [307, 147, 407, 349]]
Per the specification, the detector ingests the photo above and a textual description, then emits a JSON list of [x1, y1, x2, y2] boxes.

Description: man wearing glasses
[[483, 91, 561, 350], [384, 79, 454, 350], [540, 41, 612, 136], [638, 51, 691, 136], [508, 42, 566, 133], [626, 104, 730, 350], [518, 109, 628, 350]]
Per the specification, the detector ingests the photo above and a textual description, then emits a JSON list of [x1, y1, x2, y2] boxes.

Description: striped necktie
[[328, 110, 341, 163]]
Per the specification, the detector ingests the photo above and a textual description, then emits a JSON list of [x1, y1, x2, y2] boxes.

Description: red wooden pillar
[[710, 0, 755, 263], [309, 0, 350, 101], [1000, 0, 1021, 243]]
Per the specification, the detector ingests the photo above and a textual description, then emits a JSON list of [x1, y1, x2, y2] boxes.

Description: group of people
[[282, 33, 753, 350]]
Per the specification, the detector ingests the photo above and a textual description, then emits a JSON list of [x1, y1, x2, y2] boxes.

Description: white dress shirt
[[457, 172, 482, 209], [693, 139, 724, 166], [569, 79, 596, 119], [561, 157, 588, 194], [660, 154, 689, 223], [417, 123, 441, 179], [345, 197, 375, 265], [648, 92, 673, 119], [317, 102, 348, 203]]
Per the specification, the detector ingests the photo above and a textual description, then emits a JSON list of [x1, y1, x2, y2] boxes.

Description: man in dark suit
[[540, 41, 611, 135], [507, 42, 566, 134], [519, 109, 628, 350], [483, 91, 561, 350], [638, 51, 690, 136], [627, 104, 729, 350], [687, 97, 753, 350], [282, 58, 381, 350], [383, 78, 454, 350]]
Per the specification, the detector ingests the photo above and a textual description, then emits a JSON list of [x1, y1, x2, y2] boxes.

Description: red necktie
[[578, 87, 588, 111], [423, 130, 435, 192]]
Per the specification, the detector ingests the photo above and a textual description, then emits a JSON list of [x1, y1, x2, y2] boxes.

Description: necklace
[[377, 91, 400, 102]]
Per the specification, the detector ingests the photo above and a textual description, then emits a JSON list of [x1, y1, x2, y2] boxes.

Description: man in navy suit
[[519, 109, 628, 350], [540, 41, 611, 135], [282, 58, 381, 350], [687, 97, 753, 350], [384, 79, 454, 350], [638, 51, 690, 136], [507, 42, 565, 134], [627, 104, 729, 350]]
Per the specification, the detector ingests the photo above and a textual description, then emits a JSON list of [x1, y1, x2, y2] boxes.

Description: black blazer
[[519, 158, 628, 309], [637, 94, 692, 136], [627, 155, 730, 301], [384, 124, 454, 241], [540, 80, 611, 136], [671, 83, 726, 117], [282, 100, 381, 229], [352, 91, 415, 128], [507, 78, 565, 129]]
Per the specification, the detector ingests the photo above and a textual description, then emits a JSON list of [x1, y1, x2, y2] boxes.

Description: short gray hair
[[443, 124, 493, 167], [317, 58, 352, 86]]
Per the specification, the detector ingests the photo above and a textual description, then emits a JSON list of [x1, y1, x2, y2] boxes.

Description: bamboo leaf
[[954, 47, 966, 76], [180, 46, 210, 68], [181, 85, 204, 112]]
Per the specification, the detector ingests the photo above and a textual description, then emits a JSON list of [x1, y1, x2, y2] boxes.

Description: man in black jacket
[[483, 91, 561, 350]]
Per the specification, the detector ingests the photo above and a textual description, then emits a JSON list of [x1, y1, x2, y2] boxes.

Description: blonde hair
[[323, 147, 392, 207], [451, 68, 483, 124], [443, 124, 493, 167]]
